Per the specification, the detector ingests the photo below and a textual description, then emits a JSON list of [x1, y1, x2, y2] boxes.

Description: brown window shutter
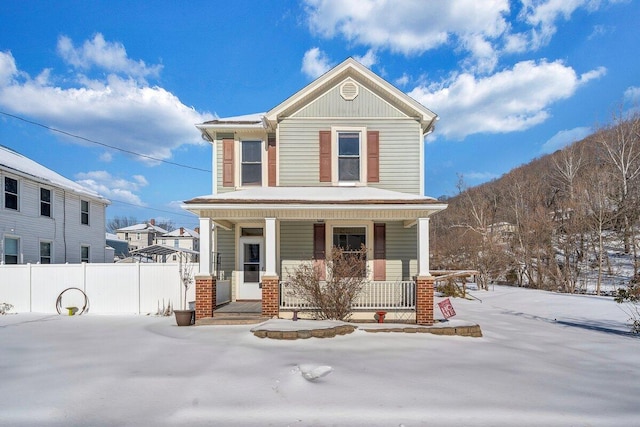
[[222, 138, 234, 187], [367, 131, 380, 183], [319, 130, 331, 182], [313, 223, 326, 280], [268, 134, 276, 187], [373, 223, 386, 281]]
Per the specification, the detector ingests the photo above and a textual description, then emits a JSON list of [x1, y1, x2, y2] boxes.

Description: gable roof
[[195, 58, 438, 139], [0, 145, 110, 203], [162, 228, 199, 238], [117, 222, 168, 233], [264, 57, 438, 134]]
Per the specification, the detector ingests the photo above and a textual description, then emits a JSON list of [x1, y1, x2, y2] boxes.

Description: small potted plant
[[174, 252, 195, 326]]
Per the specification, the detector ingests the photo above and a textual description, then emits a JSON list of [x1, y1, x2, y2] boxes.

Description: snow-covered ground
[[1, 286, 638, 426]]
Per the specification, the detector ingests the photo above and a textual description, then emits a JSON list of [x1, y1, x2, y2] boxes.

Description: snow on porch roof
[[184, 186, 444, 205]]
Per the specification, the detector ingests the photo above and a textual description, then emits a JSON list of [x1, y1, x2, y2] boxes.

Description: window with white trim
[[332, 226, 367, 276], [40, 241, 52, 264], [241, 140, 262, 186], [81, 245, 90, 263], [40, 188, 51, 217], [337, 132, 361, 182], [81, 200, 89, 225], [4, 177, 18, 210], [4, 237, 19, 264]]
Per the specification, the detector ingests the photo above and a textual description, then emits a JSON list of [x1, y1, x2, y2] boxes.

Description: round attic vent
[[340, 81, 359, 101]]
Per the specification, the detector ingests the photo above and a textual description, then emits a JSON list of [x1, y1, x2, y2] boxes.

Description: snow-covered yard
[[1, 286, 638, 426]]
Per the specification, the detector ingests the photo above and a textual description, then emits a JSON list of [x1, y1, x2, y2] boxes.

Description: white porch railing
[[279, 280, 415, 310]]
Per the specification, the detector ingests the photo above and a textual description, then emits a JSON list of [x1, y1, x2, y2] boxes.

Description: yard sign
[[438, 298, 456, 319]]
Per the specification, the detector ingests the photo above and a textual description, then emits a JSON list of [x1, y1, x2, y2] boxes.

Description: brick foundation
[[416, 275, 435, 325], [261, 275, 279, 318], [195, 275, 216, 320]]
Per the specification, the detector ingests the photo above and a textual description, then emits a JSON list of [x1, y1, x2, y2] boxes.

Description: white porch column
[[417, 217, 431, 276], [264, 217, 277, 276], [198, 217, 213, 276]]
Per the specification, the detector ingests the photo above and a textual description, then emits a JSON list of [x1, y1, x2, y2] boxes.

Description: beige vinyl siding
[[279, 221, 314, 280], [278, 118, 421, 194], [384, 221, 417, 281], [216, 226, 235, 280], [293, 84, 405, 118]]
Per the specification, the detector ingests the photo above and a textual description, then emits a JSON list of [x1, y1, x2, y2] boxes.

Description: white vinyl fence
[[0, 263, 202, 314]]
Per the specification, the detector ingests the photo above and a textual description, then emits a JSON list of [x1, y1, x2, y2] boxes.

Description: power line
[[0, 110, 212, 173], [108, 198, 197, 219]]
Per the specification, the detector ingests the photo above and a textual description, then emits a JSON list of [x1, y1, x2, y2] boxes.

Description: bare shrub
[[286, 246, 369, 321]]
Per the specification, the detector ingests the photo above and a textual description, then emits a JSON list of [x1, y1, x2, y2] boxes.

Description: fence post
[[137, 262, 142, 314], [28, 263, 32, 313]]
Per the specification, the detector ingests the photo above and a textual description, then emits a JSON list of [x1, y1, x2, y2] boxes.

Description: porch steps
[[196, 313, 270, 325]]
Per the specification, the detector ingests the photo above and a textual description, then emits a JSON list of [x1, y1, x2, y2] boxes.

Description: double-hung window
[[4, 177, 18, 210], [337, 132, 361, 182], [40, 241, 52, 264], [241, 141, 262, 186], [40, 188, 51, 217], [4, 237, 19, 264], [81, 245, 90, 263], [81, 200, 89, 225], [332, 226, 367, 276]]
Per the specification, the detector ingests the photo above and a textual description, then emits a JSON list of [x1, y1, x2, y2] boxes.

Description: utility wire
[[108, 198, 197, 219], [0, 110, 211, 173]]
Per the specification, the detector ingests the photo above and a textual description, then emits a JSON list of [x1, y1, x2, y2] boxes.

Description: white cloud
[[462, 171, 500, 182], [395, 73, 410, 87], [0, 37, 211, 163], [624, 86, 640, 104], [409, 60, 605, 140], [354, 49, 377, 68], [75, 170, 148, 206], [301, 47, 333, 79], [540, 126, 592, 153], [304, 0, 618, 73], [57, 34, 162, 82]]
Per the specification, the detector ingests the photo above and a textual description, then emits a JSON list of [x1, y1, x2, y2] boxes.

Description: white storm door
[[238, 237, 264, 300]]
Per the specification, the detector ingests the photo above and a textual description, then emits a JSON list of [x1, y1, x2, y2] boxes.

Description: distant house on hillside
[[0, 145, 111, 264], [115, 219, 167, 252], [183, 58, 447, 324]]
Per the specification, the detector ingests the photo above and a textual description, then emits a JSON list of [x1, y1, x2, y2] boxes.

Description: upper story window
[[40, 188, 51, 217], [174, 239, 179, 248], [241, 140, 262, 186], [4, 237, 19, 264], [80, 200, 89, 225], [337, 132, 361, 182], [4, 177, 18, 210]]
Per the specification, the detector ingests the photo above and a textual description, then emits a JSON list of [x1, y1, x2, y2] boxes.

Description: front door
[[238, 237, 264, 300]]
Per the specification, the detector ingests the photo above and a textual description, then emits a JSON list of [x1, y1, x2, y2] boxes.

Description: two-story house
[[184, 58, 447, 324], [116, 219, 167, 252], [0, 145, 110, 264], [157, 227, 200, 263]]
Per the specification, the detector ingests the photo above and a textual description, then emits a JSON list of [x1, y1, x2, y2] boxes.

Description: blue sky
[[1, 0, 639, 228]]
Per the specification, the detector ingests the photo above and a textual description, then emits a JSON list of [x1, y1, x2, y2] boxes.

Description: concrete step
[[196, 314, 270, 325]]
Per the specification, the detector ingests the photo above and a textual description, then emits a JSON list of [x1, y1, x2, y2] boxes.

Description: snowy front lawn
[[1, 286, 638, 426]]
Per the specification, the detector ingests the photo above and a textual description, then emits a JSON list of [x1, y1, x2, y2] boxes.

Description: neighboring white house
[[116, 219, 167, 252], [0, 145, 111, 264], [157, 227, 200, 262], [183, 58, 447, 324]]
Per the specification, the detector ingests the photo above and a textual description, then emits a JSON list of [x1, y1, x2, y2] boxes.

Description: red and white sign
[[438, 298, 456, 319]]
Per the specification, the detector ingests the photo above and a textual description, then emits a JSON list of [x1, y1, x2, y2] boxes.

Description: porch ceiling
[[182, 187, 447, 225]]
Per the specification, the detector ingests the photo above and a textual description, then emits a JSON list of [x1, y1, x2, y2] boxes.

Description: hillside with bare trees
[[432, 110, 640, 295]]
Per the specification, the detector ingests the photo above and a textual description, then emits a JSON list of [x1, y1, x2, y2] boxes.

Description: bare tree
[[286, 246, 368, 321], [107, 216, 138, 233]]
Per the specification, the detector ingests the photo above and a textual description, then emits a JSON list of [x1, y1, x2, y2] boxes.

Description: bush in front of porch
[[286, 246, 369, 321]]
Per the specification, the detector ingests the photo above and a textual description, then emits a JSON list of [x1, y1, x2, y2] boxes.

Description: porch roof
[[182, 187, 447, 225]]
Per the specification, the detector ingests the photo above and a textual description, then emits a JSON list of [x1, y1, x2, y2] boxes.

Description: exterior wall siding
[[279, 221, 314, 280], [216, 226, 235, 281], [278, 118, 421, 194], [385, 221, 417, 281], [1, 170, 108, 264], [293, 84, 406, 118]]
